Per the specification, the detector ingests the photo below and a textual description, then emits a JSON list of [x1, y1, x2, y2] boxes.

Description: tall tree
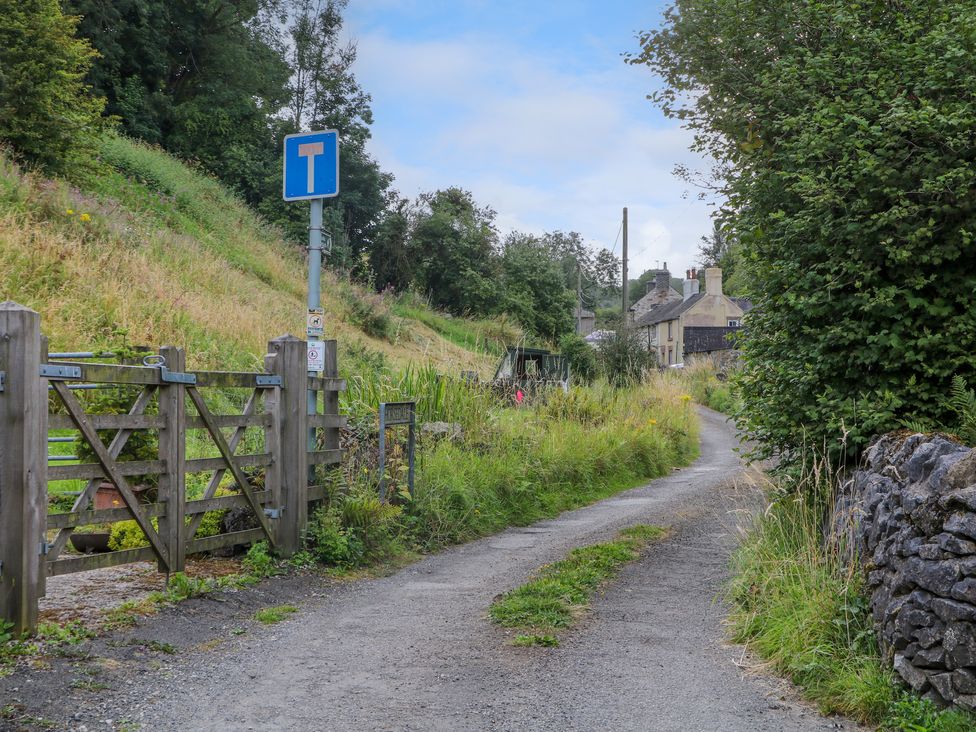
[[630, 0, 976, 459], [0, 0, 105, 175], [409, 188, 501, 316], [501, 233, 576, 340]]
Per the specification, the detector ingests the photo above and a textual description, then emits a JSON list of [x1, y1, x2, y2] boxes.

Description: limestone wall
[[836, 432, 976, 709]]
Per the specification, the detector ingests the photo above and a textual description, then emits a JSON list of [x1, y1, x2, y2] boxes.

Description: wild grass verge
[[314, 373, 698, 568], [675, 355, 739, 415], [489, 524, 668, 646], [728, 461, 976, 731]]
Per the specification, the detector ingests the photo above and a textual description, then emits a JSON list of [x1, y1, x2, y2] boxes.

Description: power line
[[610, 222, 622, 256]]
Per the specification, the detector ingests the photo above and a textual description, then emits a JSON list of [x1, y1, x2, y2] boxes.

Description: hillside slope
[[0, 136, 509, 374]]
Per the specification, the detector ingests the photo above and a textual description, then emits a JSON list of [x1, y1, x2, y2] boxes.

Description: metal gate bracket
[[40, 364, 82, 379], [256, 374, 282, 387], [263, 507, 283, 519], [0, 371, 4, 392], [160, 368, 197, 385]]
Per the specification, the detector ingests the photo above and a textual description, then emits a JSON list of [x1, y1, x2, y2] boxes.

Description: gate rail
[[0, 303, 343, 633]]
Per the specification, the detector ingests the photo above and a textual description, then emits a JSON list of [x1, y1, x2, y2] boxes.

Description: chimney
[[683, 274, 700, 301], [654, 262, 670, 294], [705, 267, 723, 297]]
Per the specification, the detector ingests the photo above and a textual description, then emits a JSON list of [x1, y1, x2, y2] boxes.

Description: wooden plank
[[307, 449, 342, 466], [46, 546, 157, 577], [0, 303, 46, 634], [49, 458, 165, 482], [157, 346, 186, 573], [186, 387, 276, 547], [190, 371, 269, 389], [185, 413, 270, 430], [51, 382, 170, 569], [308, 414, 347, 429], [47, 386, 157, 561], [306, 376, 346, 392], [185, 453, 270, 473], [306, 484, 326, 502], [47, 361, 160, 385], [185, 389, 260, 541], [48, 503, 167, 529], [263, 350, 283, 549], [322, 341, 341, 456], [185, 489, 272, 515], [186, 528, 265, 555], [48, 414, 164, 431]]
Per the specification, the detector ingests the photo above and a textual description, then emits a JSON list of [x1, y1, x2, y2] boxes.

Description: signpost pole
[[308, 199, 323, 464]]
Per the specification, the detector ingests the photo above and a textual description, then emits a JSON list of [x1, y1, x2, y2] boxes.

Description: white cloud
[[352, 29, 719, 279]]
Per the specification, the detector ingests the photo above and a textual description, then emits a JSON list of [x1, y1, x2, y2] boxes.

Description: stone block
[[944, 623, 976, 668], [929, 672, 955, 701], [946, 450, 976, 491], [951, 578, 976, 604], [953, 668, 976, 695], [932, 597, 976, 623], [895, 653, 931, 691], [914, 645, 947, 669], [919, 544, 944, 560], [942, 486, 976, 512], [945, 513, 976, 541], [904, 557, 961, 595], [936, 532, 976, 555]]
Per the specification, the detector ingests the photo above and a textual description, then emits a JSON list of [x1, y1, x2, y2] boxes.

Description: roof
[[634, 293, 704, 327], [628, 286, 682, 313], [683, 326, 741, 354], [583, 329, 614, 343], [505, 346, 553, 356], [730, 297, 753, 313]]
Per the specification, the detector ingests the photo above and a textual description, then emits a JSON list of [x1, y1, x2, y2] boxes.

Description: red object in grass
[[515, 389, 524, 405]]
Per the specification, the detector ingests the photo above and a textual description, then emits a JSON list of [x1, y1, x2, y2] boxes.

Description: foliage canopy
[[631, 0, 976, 459]]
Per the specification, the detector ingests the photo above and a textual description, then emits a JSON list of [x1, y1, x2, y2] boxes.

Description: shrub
[[341, 282, 395, 341], [0, 0, 106, 176], [242, 541, 277, 578], [559, 333, 598, 385], [596, 324, 655, 387]]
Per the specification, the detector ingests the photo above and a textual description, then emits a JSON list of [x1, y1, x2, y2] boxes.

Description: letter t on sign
[[298, 142, 325, 194]]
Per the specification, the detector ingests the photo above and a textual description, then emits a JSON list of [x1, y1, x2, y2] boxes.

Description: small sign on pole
[[307, 340, 325, 373], [378, 401, 416, 500], [306, 308, 324, 339]]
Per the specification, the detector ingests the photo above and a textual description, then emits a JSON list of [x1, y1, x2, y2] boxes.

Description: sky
[[344, 0, 718, 279]]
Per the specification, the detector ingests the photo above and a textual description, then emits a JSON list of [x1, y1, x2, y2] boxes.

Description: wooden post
[[322, 340, 340, 453], [0, 302, 46, 634], [157, 346, 186, 574], [269, 336, 308, 555], [263, 350, 283, 538]]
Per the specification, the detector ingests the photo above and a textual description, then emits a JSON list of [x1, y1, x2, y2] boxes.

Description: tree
[[408, 188, 501, 316], [630, 0, 976, 459], [0, 0, 105, 175], [500, 233, 576, 340]]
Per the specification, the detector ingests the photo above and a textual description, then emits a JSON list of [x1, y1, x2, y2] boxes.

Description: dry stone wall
[[836, 432, 976, 709]]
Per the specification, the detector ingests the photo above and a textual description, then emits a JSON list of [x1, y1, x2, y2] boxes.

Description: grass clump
[[254, 605, 298, 625], [676, 356, 739, 415], [489, 524, 668, 645], [728, 461, 976, 730]]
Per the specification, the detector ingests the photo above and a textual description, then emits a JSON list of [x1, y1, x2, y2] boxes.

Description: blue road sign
[[282, 130, 339, 201]]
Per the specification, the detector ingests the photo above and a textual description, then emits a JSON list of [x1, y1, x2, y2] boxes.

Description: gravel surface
[[3, 408, 861, 731]]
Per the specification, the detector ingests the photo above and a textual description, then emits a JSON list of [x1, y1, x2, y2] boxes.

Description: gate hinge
[[40, 364, 82, 379], [160, 368, 197, 385], [263, 507, 283, 519], [256, 375, 282, 387], [39, 542, 51, 556]]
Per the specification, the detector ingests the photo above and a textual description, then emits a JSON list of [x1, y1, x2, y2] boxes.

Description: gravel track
[[107, 408, 856, 731]]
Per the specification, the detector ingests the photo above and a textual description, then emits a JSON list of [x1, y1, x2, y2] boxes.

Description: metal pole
[[622, 207, 629, 328], [307, 199, 323, 473]]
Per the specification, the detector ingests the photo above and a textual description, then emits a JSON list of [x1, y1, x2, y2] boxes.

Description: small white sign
[[307, 339, 325, 372], [307, 308, 324, 338]]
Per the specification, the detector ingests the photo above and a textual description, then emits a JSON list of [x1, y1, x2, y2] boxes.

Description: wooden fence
[[0, 302, 344, 633]]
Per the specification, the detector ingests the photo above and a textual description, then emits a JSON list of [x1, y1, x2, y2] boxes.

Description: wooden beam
[[48, 413, 164, 431], [47, 546, 157, 577], [47, 361, 160, 385], [157, 346, 186, 573]]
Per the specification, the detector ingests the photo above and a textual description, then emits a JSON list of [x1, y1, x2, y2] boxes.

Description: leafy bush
[[341, 282, 395, 341], [559, 333, 598, 385], [108, 517, 158, 551], [242, 541, 278, 578], [0, 0, 106, 176], [596, 324, 655, 387], [632, 0, 976, 462], [306, 487, 402, 568]]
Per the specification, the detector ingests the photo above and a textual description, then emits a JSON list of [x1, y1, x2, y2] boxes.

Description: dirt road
[[77, 408, 851, 732]]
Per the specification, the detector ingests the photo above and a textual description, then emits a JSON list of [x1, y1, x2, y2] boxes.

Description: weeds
[[254, 605, 298, 624], [489, 524, 668, 645]]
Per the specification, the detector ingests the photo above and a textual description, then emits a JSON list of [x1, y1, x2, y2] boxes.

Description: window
[[667, 321, 673, 340], [728, 319, 740, 327]]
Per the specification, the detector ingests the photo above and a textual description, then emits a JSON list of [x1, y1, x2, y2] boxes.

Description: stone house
[[628, 263, 682, 323], [634, 267, 750, 366]]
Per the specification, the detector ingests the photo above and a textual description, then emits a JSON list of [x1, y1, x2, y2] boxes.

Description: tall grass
[[729, 458, 976, 730], [676, 355, 739, 414]]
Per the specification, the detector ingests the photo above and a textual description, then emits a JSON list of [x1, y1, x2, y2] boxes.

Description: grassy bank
[[676, 356, 739, 415], [728, 463, 976, 731], [309, 373, 698, 567]]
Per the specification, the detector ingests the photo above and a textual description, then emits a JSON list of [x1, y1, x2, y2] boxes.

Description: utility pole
[[621, 207, 629, 327], [576, 263, 583, 335]]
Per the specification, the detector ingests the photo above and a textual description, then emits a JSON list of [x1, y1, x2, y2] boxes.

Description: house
[[634, 267, 750, 366], [574, 305, 596, 336], [628, 263, 682, 323]]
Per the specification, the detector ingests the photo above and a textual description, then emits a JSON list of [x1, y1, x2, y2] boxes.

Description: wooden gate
[[0, 303, 344, 633]]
